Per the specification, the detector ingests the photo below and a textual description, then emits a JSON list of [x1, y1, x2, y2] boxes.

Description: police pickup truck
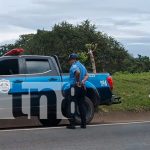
[[0, 49, 117, 126]]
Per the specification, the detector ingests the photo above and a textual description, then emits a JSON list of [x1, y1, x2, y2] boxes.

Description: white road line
[[0, 121, 150, 132], [88, 121, 150, 127]]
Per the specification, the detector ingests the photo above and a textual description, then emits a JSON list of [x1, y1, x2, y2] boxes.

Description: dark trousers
[[68, 85, 86, 126]]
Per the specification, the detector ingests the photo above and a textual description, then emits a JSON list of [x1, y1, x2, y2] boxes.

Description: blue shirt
[[69, 61, 87, 85]]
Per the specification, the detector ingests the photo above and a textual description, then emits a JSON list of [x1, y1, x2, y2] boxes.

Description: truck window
[[26, 59, 51, 74], [0, 59, 19, 75]]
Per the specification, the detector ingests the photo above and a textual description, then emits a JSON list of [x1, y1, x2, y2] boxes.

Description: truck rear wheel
[[74, 96, 94, 124], [61, 96, 95, 124]]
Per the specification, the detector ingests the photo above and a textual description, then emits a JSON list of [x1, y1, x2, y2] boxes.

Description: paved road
[[0, 122, 150, 150]]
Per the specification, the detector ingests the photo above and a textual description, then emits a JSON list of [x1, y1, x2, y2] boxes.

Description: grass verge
[[99, 72, 150, 112]]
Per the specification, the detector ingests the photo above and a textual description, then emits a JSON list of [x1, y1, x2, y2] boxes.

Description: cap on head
[[68, 53, 78, 60]]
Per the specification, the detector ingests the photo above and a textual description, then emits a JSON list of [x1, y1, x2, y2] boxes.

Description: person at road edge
[[67, 53, 89, 129]]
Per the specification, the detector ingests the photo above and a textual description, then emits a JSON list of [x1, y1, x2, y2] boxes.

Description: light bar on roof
[[3, 48, 24, 56]]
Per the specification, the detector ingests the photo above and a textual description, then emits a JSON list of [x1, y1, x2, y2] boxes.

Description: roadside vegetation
[[1, 20, 150, 73], [100, 72, 150, 112]]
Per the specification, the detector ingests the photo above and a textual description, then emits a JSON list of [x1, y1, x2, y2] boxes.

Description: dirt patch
[[0, 112, 150, 129], [92, 111, 150, 124]]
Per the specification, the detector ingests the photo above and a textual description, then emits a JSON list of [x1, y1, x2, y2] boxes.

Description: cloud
[[117, 36, 150, 57], [0, 0, 150, 56], [0, 25, 36, 44], [113, 20, 140, 27], [31, 0, 72, 5], [119, 36, 150, 44], [125, 44, 150, 57]]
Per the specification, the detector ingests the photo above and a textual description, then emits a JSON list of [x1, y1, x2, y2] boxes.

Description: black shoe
[[66, 125, 76, 129], [81, 125, 86, 129]]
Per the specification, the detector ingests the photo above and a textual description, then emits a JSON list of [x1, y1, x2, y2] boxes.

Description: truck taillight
[[107, 76, 113, 90]]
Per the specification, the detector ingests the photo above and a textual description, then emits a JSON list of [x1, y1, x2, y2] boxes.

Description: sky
[[0, 0, 150, 57]]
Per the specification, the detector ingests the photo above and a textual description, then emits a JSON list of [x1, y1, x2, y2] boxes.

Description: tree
[[1, 20, 149, 73], [0, 45, 9, 56]]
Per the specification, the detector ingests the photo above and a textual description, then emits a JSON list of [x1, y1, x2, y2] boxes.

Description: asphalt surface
[[0, 122, 150, 150]]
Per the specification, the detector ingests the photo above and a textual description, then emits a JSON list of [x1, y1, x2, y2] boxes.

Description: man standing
[[67, 53, 89, 129]]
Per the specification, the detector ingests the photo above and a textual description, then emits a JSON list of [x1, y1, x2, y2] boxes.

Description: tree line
[[0, 20, 150, 73]]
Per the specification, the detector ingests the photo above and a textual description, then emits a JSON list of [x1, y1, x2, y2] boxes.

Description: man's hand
[[81, 80, 85, 85], [82, 73, 89, 85], [76, 81, 81, 87]]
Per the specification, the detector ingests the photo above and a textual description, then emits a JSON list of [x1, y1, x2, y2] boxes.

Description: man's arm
[[75, 70, 80, 82], [82, 73, 89, 84]]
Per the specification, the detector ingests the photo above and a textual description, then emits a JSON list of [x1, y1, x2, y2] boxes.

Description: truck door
[[0, 57, 26, 119], [23, 57, 62, 119]]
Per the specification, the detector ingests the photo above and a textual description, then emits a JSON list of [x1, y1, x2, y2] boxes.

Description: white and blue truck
[[0, 49, 120, 126]]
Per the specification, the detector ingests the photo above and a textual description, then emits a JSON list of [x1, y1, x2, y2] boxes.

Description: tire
[[74, 96, 94, 124], [61, 96, 95, 124]]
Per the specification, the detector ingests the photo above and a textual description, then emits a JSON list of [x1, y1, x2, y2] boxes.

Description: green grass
[[99, 72, 150, 112]]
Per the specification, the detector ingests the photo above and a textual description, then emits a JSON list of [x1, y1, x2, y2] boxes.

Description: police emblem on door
[[0, 79, 11, 93]]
